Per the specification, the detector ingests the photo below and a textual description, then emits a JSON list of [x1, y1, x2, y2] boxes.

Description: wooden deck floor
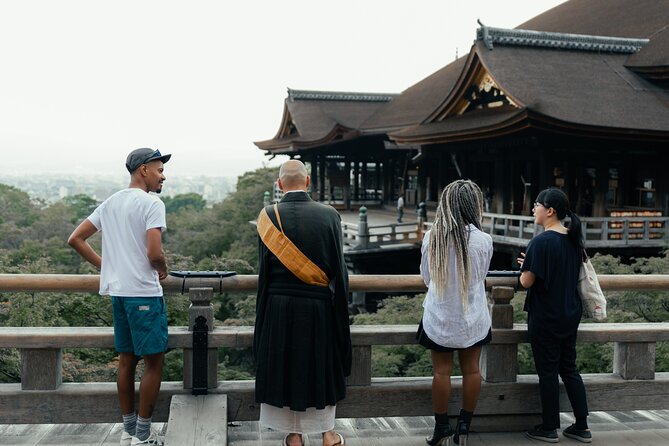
[[2, 411, 668, 445]]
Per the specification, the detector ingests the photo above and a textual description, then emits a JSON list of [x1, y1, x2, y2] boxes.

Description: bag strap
[[256, 206, 330, 287], [273, 204, 283, 232]]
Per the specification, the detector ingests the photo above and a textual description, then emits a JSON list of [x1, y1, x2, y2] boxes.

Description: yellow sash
[[256, 204, 330, 287]]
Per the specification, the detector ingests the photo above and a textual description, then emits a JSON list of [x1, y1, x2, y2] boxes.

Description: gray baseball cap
[[125, 148, 171, 173]]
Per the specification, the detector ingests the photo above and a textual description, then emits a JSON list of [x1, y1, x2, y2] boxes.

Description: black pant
[[528, 319, 589, 429]]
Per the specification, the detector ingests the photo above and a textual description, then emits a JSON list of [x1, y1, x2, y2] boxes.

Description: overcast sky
[[0, 1, 565, 178]]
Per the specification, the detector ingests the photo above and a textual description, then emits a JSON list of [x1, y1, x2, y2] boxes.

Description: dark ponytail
[[536, 188, 585, 251]]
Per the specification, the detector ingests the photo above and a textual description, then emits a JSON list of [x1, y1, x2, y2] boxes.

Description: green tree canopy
[[162, 193, 206, 214]]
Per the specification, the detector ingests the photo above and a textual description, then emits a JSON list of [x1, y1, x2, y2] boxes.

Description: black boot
[[453, 410, 473, 446], [426, 413, 453, 446]]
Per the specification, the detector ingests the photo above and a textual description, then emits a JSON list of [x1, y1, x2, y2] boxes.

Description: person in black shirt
[[517, 188, 592, 444]]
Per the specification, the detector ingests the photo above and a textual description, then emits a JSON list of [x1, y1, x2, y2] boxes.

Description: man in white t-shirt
[[68, 148, 171, 446]]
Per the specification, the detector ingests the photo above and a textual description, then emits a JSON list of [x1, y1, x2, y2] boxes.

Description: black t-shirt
[[522, 230, 582, 335]]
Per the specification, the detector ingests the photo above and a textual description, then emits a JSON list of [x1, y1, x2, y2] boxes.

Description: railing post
[[644, 220, 650, 240], [481, 286, 518, 383], [613, 342, 656, 380], [183, 287, 218, 391], [20, 348, 62, 390], [358, 206, 369, 249], [623, 220, 629, 244], [346, 345, 372, 386], [417, 202, 427, 241]]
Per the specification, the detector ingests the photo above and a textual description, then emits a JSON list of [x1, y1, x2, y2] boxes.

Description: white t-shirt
[[420, 226, 493, 348], [88, 188, 167, 297]]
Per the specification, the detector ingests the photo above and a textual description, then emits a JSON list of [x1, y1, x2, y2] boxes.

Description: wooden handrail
[[4, 273, 669, 293], [4, 323, 668, 349]]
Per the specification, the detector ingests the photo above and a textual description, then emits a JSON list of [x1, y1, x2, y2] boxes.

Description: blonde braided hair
[[428, 179, 484, 310]]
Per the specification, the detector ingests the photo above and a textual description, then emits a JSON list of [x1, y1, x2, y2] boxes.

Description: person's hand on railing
[[516, 252, 525, 269]]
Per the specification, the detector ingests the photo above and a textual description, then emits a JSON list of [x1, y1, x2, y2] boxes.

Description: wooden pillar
[[495, 155, 506, 214], [361, 162, 368, 201], [353, 161, 360, 202], [310, 156, 318, 201], [375, 162, 381, 201], [618, 161, 629, 209], [346, 346, 372, 386], [593, 162, 608, 217], [20, 349, 62, 390], [382, 159, 389, 204], [319, 155, 326, 202], [438, 152, 445, 200], [481, 286, 518, 383], [658, 155, 669, 216], [539, 151, 548, 191], [183, 287, 218, 390], [345, 157, 352, 210]]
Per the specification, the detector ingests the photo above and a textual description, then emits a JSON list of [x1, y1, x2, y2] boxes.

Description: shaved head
[[278, 159, 309, 191]]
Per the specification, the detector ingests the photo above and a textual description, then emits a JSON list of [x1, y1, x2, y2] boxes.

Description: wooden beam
[[1, 374, 667, 431]]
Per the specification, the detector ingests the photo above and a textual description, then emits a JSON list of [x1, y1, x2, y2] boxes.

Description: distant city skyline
[[0, 1, 565, 178], [0, 172, 236, 204]]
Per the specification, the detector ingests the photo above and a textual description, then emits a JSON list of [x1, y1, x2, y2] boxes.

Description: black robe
[[254, 191, 352, 411]]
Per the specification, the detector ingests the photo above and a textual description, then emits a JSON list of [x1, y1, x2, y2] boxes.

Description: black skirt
[[416, 320, 492, 352], [254, 292, 347, 411]]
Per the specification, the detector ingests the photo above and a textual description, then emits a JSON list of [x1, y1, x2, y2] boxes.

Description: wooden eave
[[391, 109, 669, 146], [254, 124, 360, 153], [391, 109, 530, 145], [526, 110, 669, 143]]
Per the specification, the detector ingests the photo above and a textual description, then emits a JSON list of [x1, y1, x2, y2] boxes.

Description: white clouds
[[0, 0, 565, 177]]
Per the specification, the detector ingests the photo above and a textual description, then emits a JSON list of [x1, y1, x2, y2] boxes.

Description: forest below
[[0, 166, 668, 383]]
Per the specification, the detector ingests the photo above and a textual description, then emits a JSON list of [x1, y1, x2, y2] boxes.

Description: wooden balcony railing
[[482, 213, 669, 248], [0, 273, 668, 432], [341, 210, 669, 251]]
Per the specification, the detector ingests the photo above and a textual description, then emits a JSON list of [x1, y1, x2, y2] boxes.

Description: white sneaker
[[130, 431, 164, 445], [120, 431, 133, 446]]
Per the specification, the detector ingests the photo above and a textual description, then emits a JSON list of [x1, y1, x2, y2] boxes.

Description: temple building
[[256, 0, 669, 217], [255, 0, 669, 272]]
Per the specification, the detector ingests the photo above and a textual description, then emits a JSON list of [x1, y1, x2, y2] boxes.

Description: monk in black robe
[[254, 160, 351, 446]]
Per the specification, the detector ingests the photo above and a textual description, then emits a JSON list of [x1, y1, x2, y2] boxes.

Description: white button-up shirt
[[420, 226, 493, 348]]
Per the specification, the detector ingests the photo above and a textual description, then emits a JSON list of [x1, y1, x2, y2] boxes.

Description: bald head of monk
[[278, 159, 310, 192]]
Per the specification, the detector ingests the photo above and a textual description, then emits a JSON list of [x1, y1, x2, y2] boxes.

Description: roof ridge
[[476, 23, 649, 53], [287, 88, 398, 103]]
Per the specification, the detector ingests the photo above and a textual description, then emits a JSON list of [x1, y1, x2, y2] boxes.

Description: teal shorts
[[111, 296, 168, 356]]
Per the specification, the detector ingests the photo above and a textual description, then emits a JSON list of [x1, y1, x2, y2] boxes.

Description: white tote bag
[[577, 257, 607, 321]]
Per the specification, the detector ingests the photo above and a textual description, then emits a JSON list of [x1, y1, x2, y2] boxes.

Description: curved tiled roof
[[517, 0, 669, 39], [360, 57, 467, 131], [255, 0, 669, 152], [254, 89, 395, 152]]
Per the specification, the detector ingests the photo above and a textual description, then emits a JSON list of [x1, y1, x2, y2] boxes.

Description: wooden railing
[[341, 207, 428, 250], [482, 213, 669, 248], [341, 210, 669, 251], [1, 274, 668, 432]]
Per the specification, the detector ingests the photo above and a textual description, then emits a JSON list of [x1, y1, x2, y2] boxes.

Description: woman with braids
[[417, 179, 493, 446], [518, 188, 591, 443]]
